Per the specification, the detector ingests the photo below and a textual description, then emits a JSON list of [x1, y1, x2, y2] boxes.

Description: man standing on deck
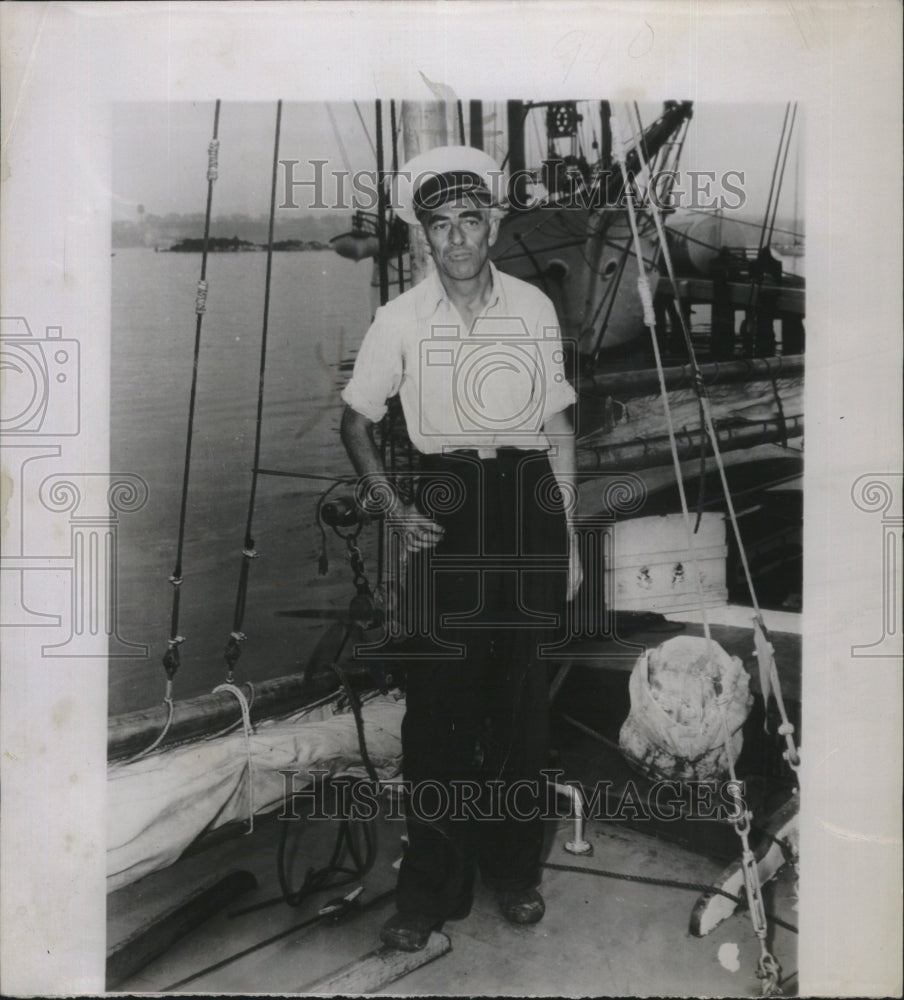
[[340, 146, 582, 951]]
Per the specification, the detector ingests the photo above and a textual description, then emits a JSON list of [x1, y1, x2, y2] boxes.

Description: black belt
[[441, 447, 546, 460]]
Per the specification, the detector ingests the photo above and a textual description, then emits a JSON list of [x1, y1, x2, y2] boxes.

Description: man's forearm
[[340, 405, 399, 511], [340, 404, 444, 547], [340, 405, 384, 476], [543, 408, 578, 532]]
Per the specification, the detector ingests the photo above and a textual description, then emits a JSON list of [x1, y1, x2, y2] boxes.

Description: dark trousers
[[395, 449, 568, 918]]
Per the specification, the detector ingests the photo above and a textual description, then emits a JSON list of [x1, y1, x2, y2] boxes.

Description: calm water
[[111, 248, 374, 714]]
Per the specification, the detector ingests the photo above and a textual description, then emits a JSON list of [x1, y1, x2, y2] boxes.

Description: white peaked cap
[[390, 145, 506, 225]]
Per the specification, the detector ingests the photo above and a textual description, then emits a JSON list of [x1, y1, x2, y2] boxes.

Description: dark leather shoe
[[496, 888, 545, 925], [380, 911, 442, 951]]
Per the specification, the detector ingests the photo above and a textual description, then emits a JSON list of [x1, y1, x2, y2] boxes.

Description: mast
[[400, 101, 454, 286], [506, 100, 527, 207], [469, 100, 484, 150], [599, 100, 612, 168]]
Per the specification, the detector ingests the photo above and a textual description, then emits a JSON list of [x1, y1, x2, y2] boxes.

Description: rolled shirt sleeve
[[341, 307, 403, 423], [535, 297, 577, 421]]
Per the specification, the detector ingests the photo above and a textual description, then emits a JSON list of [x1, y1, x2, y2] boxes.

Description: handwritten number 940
[[553, 31, 611, 83]]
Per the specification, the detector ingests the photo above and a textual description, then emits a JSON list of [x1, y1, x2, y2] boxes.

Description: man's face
[[421, 198, 499, 284]]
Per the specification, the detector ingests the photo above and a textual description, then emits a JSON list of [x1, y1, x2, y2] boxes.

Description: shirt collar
[[417, 261, 507, 321]]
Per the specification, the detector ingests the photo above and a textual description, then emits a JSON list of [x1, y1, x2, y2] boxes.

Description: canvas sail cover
[[107, 694, 404, 892]]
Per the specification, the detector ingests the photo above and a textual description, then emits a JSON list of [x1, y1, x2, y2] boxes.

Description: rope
[[222, 99, 283, 682], [212, 683, 257, 833], [122, 691, 176, 763], [332, 655, 380, 783], [161, 98, 221, 687], [621, 105, 793, 996], [207, 680, 257, 740], [233, 626, 379, 917], [610, 112, 716, 656], [627, 104, 801, 774], [627, 101, 804, 764]]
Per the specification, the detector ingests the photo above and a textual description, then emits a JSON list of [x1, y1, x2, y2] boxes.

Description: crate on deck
[[602, 512, 728, 615]]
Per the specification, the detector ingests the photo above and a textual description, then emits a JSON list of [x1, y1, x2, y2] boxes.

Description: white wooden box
[[603, 513, 728, 614]]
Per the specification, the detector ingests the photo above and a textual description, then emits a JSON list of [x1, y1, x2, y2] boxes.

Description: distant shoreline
[[165, 236, 332, 252]]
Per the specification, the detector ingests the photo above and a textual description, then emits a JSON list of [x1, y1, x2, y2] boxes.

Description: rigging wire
[[163, 98, 221, 680], [622, 104, 797, 996], [755, 104, 792, 259], [222, 99, 283, 682], [741, 104, 798, 358], [325, 102, 354, 176], [588, 239, 633, 363], [254, 467, 356, 484], [132, 99, 221, 764], [683, 206, 804, 243], [628, 101, 800, 773], [352, 100, 377, 159], [766, 104, 798, 248]]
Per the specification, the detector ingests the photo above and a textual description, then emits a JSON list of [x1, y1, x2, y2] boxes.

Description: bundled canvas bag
[[619, 635, 753, 782]]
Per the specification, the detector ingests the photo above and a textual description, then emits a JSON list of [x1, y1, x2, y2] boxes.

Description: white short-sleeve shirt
[[342, 264, 577, 455]]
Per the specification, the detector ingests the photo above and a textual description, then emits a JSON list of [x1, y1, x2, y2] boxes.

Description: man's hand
[[567, 531, 583, 602], [391, 501, 445, 552]]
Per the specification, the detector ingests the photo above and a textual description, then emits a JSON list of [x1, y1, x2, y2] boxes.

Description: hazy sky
[[112, 100, 803, 234]]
